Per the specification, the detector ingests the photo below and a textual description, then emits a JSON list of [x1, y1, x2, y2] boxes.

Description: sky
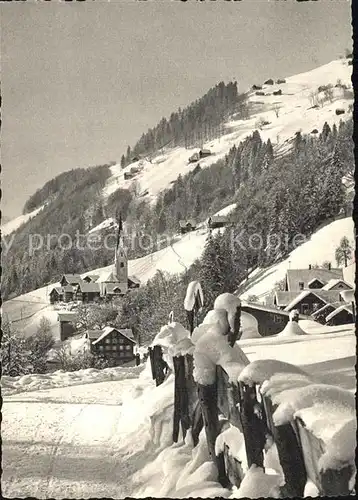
[[1, 0, 352, 219]]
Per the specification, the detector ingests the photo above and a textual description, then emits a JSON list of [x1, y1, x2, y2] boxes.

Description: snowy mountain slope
[[2, 325, 355, 498], [1, 205, 45, 237], [97, 59, 353, 213], [239, 216, 355, 301]]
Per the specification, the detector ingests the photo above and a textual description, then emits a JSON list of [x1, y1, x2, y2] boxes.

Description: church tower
[[114, 213, 128, 293]]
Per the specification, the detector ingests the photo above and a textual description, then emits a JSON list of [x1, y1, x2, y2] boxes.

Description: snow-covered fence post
[[184, 281, 204, 335], [237, 382, 265, 469], [197, 381, 229, 488], [148, 345, 167, 387]]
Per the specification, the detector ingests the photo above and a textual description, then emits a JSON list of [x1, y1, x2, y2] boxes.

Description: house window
[[112, 337, 117, 344], [120, 262, 124, 268], [299, 282, 304, 291], [312, 303, 320, 312], [125, 345, 132, 351], [98, 345, 104, 352], [105, 338, 111, 344], [119, 345, 124, 351], [118, 338, 124, 344], [105, 345, 112, 351], [301, 303, 310, 315]]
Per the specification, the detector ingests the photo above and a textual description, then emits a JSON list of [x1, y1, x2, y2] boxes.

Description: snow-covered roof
[[325, 304, 353, 322], [311, 302, 340, 317], [279, 290, 342, 311], [103, 282, 125, 294], [286, 268, 343, 291], [96, 268, 117, 283], [307, 277, 325, 287], [92, 327, 135, 345], [128, 275, 141, 285], [62, 274, 83, 284], [50, 287, 63, 295], [339, 289, 355, 303], [322, 279, 353, 291], [57, 311, 78, 323]]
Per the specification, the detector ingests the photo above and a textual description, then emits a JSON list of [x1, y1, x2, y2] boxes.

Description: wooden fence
[[148, 296, 353, 496]]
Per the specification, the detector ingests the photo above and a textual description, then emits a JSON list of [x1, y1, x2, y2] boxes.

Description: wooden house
[[188, 152, 200, 163], [57, 311, 78, 342], [124, 171, 134, 180], [275, 290, 342, 316], [128, 275, 141, 289], [264, 78, 274, 85], [60, 274, 83, 287], [276, 78, 286, 84], [75, 282, 101, 303], [283, 267, 344, 292], [49, 287, 64, 304], [199, 149, 211, 158], [208, 215, 229, 229], [102, 282, 126, 299], [273, 89, 282, 96], [179, 219, 197, 234], [62, 285, 75, 302], [325, 304, 354, 326], [241, 302, 307, 337], [252, 84, 262, 90], [311, 302, 339, 324], [90, 327, 135, 365]]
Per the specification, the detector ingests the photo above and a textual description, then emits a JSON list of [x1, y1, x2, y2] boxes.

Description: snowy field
[[2, 322, 355, 498]]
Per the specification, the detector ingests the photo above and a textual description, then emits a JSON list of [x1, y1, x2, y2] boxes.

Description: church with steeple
[[95, 213, 140, 298]]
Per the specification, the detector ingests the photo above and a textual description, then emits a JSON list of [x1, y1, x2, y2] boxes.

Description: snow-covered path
[[2, 379, 144, 499]]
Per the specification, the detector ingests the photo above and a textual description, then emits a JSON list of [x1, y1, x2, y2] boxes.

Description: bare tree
[[273, 103, 281, 118]]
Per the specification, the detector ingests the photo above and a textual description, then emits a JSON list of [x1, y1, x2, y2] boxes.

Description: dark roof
[[286, 268, 343, 291], [62, 274, 83, 284], [50, 287, 63, 295]]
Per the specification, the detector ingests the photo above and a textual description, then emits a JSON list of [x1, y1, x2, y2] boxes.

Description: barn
[[57, 311, 78, 342]]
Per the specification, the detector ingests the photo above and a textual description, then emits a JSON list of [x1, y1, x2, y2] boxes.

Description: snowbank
[[277, 317, 307, 337], [229, 465, 281, 499], [1, 364, 144, 396]]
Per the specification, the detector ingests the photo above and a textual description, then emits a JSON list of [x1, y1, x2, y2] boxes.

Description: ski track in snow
[[2, 379, 143, 499]]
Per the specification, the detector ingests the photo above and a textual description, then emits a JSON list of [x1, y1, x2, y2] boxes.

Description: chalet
[[255, 91, 265, 96], [49, 287, 64, 304], [124, 171, 134, 180], [179, 219, 197, 234], [275, 290, 342, 316], [311, 129, 319, 134], [75, 282, 101, 303], [325, 304, 354, 326], [283, 267, 344, 292], [89, 327, 136, 365], [188, 152, 200, 163], [60, 274, 83, 287], [276, 79, 286, 84], [335, 108, 345, 115], [102, 282, 126, 298], [273, 89, 282, 96], [241, 302, 308, 337], [264, 79, 274, 85], [321, 279, 353, 291], [62, 285, 75, 302], [252, 84, 262, 90], [208, 215, 229, 229], [57, 311, 78, 342], [199, 149, 211, 158]]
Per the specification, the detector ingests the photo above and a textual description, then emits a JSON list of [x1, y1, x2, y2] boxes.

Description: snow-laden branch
[[184, 281, 204, 311]]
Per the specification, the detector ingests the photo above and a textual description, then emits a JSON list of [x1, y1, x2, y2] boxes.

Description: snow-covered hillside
[[1, 205, 45, 236], [239, 216, 355, 301], [98, 59, 352, 210]]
